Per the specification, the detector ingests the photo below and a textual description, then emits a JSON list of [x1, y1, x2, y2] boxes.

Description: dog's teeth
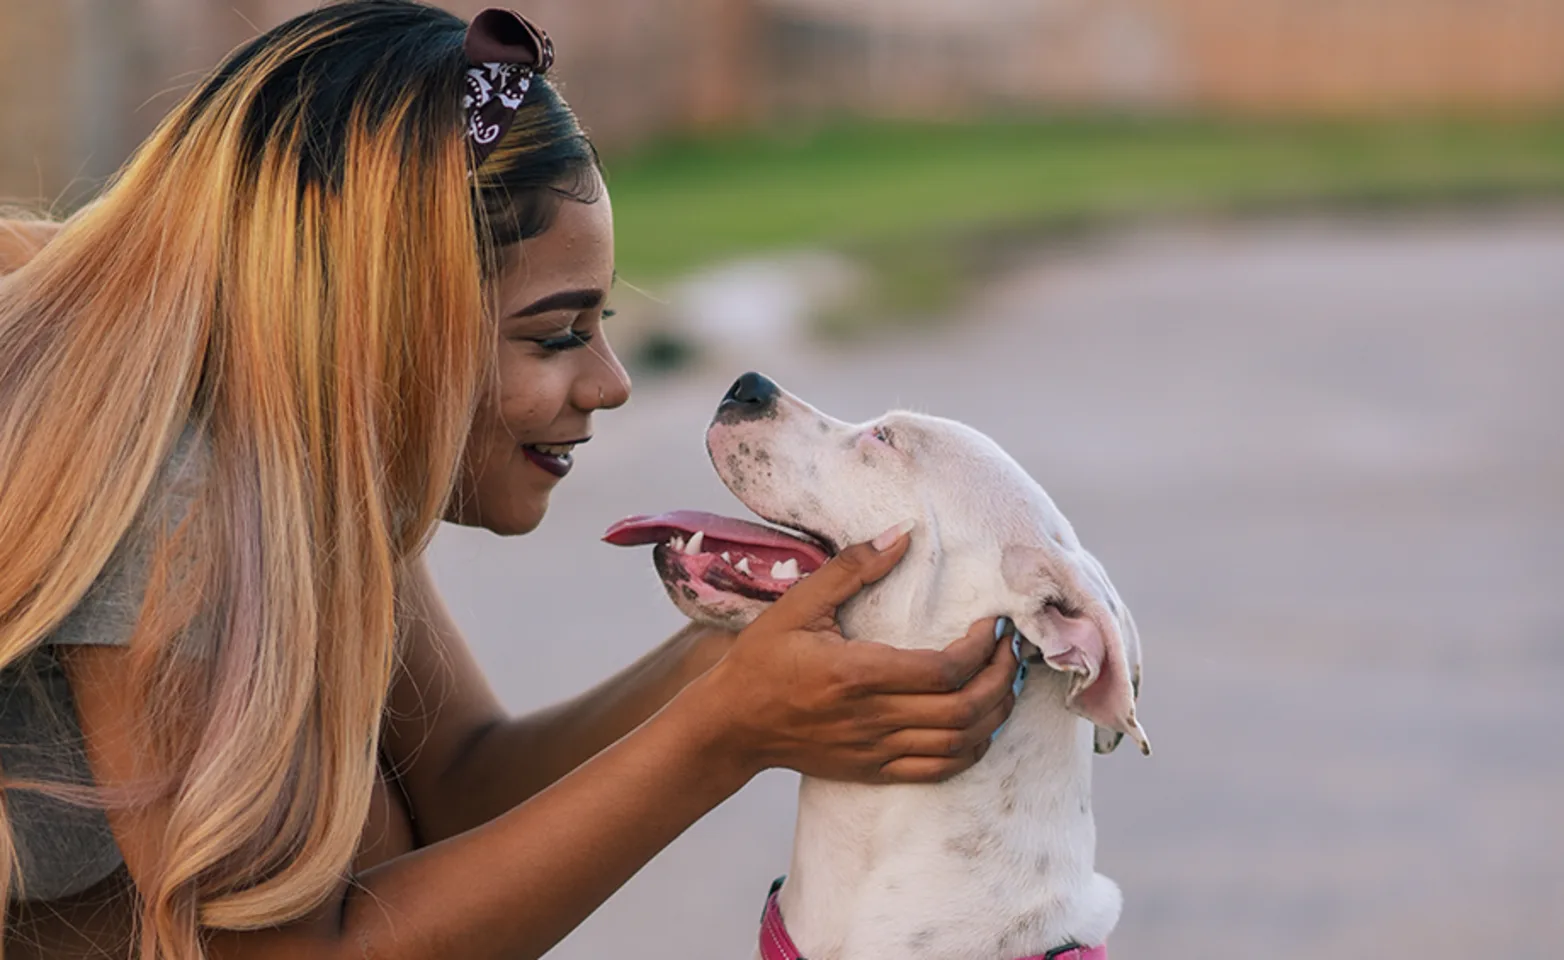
[[771, 558, 800, 580], [684, 530, 705, 555], [735, 557, 752, 575], [670, 536, 685, 552], [721, 551, 732, 563]]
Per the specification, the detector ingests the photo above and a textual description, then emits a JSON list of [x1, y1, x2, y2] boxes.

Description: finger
[[845, 616, 1008, 695], [874, 644, 1019, 728], [877, 744, 989, 784], [875, 694, 1013, 759], [764, 525, 915, 628]]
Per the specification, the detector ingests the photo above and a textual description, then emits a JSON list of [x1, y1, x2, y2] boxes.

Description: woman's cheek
[[498, 392, 548, 438], [497, 365, 568, 434]]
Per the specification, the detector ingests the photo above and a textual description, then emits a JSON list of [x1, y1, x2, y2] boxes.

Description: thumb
[[765, 520, 916, 628]]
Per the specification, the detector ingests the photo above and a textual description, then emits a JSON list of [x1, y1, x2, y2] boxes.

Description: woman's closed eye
[[530, 329, 594, 352], [517, 309, 613, 354]]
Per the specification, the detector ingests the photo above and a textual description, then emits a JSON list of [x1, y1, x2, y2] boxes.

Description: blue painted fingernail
[[994, 616, 1012, 641]]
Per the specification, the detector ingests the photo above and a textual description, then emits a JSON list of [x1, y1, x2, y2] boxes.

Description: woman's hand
[[687, 524, 1019, 785]]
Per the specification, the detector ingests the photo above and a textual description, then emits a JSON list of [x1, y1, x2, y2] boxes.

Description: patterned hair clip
[[462, 8, 555, 166]]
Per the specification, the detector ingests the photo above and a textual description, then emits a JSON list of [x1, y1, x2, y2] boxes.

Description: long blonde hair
[[0, 1, 597, 955]]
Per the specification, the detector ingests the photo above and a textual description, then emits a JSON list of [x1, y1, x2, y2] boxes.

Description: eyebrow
[[508, 288, 605, 319]]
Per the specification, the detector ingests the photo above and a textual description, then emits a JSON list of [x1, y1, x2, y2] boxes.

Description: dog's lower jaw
[[776, 672, 1122, 960]]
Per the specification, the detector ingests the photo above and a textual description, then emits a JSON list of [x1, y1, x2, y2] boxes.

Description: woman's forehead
[[493, 193, 614, 303]]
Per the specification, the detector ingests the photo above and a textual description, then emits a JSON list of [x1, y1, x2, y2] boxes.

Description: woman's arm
[[63, 531, 1019, 960], [66, 638, 750, 960], [381, 555, 736, 842]]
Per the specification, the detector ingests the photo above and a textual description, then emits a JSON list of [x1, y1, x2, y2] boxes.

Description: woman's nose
[[578, 346, 631, 411]]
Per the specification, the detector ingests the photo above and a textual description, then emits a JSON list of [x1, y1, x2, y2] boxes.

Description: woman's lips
[[521, 444, 573, 478]]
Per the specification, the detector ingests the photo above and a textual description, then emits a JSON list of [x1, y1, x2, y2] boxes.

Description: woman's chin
[[442, 489, 550, 536], [444, 454, 561, 535], [481, 494, 549, 536], [489, 510, 545, 536]]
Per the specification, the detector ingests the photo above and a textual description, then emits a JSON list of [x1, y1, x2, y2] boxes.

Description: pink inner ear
[[1038, 606, 1139, 742], [1004, 543, 1147, 752], [1038, 606, 1105, 675]]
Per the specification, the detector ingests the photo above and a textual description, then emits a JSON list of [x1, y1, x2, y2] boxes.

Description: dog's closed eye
[[1048, 598, 1084, 619]]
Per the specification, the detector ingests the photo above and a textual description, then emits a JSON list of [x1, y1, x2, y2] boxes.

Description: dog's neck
[[775, 550, 1122, 960]]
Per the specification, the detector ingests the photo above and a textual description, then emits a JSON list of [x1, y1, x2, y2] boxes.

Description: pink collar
[[759, 884, 1107, 960]]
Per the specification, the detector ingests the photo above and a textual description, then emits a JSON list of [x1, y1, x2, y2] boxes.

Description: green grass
[[603, 116, 1564, 282]]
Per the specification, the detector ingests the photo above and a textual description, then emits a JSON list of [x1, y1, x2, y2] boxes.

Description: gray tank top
[[0, 430, 200, 901]]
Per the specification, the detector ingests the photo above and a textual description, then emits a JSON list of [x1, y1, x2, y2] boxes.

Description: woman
[[0, 3, 1018, 958]]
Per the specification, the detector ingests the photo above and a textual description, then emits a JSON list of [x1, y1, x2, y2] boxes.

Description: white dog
[[606, 372, 1149, 960]]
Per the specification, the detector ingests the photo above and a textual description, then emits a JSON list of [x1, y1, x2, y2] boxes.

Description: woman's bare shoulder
[[0, 216, 63, 276]]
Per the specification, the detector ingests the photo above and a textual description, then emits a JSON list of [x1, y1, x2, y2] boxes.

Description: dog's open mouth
[[603, 510, 832, 602]]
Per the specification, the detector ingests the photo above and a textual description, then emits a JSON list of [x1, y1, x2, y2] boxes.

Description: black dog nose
[[723, 371, 778, 406], [717, 371, 779, 419]]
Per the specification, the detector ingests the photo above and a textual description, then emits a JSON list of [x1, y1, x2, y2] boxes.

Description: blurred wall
[[3, 0, 1563, 206], [759, 0, 1564, 116], [238, 0, 760, 146], [1146, 0, 1564, 114], [0, 0, 760, 208], [0, 1, 70, 207]]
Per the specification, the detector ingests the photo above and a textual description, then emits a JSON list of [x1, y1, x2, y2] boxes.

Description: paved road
[[427, 211, 1564, 959]]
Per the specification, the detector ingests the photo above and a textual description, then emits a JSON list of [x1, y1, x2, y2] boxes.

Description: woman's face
[[446, 179, 630, 535]]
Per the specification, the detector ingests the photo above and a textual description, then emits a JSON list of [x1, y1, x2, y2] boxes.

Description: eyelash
[[520, 310, 613, 353], [872, 425, 894, 447], [533, 330, 594, 352]]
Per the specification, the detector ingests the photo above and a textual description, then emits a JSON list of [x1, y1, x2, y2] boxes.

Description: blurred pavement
[[427, 211, 1564, 959]]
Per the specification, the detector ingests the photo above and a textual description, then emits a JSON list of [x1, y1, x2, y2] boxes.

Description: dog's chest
[[784, 692, 1102, 960]]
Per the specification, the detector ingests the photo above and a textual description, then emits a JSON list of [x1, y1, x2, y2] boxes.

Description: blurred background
[[4, 1, 1562, 957]]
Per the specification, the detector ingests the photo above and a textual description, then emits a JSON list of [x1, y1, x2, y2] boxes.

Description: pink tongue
[[602, 509, 828, 563]]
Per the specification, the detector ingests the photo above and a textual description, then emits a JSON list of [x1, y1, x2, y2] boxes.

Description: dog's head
[[606, 372, 1148, 755]]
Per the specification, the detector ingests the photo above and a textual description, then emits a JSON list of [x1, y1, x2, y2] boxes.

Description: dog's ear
[[1002, 543, 1149, 756]]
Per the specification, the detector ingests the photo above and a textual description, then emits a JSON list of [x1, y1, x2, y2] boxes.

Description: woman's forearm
[[415, 621, 729, 840], [211, 678, 753, 960], [348, 683, 746, 960]]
